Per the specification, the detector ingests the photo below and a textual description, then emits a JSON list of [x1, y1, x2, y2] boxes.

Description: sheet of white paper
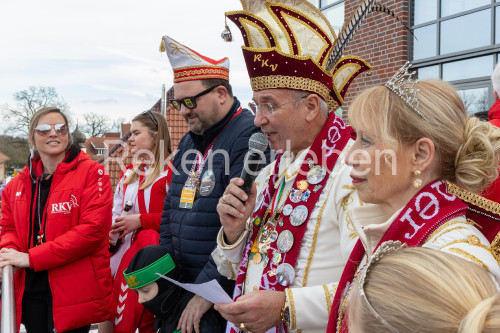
[[156, 273, 233, 304]]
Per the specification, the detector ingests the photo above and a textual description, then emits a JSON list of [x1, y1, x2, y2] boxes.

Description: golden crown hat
[[224, 0, 389, 110], [160, 35, 230, 83]]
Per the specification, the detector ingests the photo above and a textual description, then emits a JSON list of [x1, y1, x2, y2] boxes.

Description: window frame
[[319, 0, 344, 9], [411, 1, 500, 68]]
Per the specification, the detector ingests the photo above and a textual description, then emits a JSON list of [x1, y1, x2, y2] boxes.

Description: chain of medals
[[251, 177, 288, 265], [249, 158, 328, 282]]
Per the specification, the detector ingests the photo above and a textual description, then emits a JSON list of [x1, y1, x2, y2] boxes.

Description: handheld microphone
[[239, 132, 269, 195]]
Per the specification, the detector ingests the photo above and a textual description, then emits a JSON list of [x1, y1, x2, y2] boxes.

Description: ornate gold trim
[[448, 247, 489, 271], [429, 226, 468, 243], [446, 180, 500, 215], [239, 17, 274, 49], [174, 67, 229, 80], [438, 239, 492, 254], [224, 258, 239, 280], [286, 287, 297, 330], [491, 231, 500, 265], [250, 75, 339, 110], [425, 219, 476, 243], [302, 172, 333, 286], [174, 64, 228, 71], [167, 42, 201, 62], [323, 284, 336, 316], [341, 193, 358, 239]]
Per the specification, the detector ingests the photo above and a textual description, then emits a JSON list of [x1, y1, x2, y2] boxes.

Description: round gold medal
[[253, 252, 262, 264]]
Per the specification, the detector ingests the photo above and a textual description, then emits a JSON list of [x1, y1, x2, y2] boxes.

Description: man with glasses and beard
[[210, 0, 374, 332], [158, 35, 268, 333]]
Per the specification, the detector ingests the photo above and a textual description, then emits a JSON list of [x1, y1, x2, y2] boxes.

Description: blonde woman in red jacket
[[0, 107, 114, 332], [99, 110, 173, 333]]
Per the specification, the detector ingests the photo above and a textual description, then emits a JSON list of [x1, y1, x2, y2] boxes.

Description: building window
[[411, 0, 500, 115], [320, 1, 344, 35], [95, 148, 106, 155]]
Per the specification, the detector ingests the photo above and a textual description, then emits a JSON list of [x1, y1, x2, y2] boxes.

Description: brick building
[[150, 86, 189, 150], [314, 0, 500, 115]]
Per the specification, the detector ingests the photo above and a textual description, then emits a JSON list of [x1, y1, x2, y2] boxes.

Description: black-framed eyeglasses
[[34, 123, 68, 136], [170, 85, 220, 111], [248, 95, 308, 117], [142, 110, 158, 127]]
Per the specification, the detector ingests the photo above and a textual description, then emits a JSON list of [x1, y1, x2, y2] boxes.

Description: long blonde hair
[[352, 247, 500, 333], [348, 79, 500, 193], [124, 111, 172, 190]]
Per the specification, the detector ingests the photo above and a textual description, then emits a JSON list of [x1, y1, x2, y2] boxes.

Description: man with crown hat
[[159, 35, 268, 333], [211, 0, 374, 332]]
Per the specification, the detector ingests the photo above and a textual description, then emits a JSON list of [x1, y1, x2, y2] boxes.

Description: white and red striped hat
[[160, 35, 229, 83]]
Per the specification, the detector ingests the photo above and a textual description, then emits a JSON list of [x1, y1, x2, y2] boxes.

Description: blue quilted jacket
[[160, 98, 269, 293]]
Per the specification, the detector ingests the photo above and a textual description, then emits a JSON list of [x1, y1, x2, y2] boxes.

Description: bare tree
[[0, 135, 30, 169], [111, 117, 127, 133], [82, 112, 113, 137], [2, 86, 69, 136], [476, 90, 489, 113], [458, 89, 489, 115], [458, 90, 476, 112]]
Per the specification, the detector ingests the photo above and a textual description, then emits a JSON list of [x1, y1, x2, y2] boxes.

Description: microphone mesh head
[[248, 132, 269, 152]]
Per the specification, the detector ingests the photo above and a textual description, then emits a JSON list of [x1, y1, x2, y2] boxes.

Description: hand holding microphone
[[239, 132, 269, 196], [217, 133, 268, 244]]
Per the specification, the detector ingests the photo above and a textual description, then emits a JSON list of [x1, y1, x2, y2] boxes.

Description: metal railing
[[1, 265, 16, 333]]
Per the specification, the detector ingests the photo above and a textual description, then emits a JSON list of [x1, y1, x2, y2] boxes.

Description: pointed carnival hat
[[160, 35, 230, 83], [223, 0, 404, 110]]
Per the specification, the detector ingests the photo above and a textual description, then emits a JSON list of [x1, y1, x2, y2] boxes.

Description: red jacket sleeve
[[0, 179, 22, 251], [29, 162, 113, 271], [139, 174, 168, 231]]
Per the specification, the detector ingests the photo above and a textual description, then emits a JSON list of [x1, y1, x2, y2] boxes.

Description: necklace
[[36, 173, 52, 245]]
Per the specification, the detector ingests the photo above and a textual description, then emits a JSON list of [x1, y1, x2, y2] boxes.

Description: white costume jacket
[[351, 204, 500, 283], [212, 141, 360, 332]]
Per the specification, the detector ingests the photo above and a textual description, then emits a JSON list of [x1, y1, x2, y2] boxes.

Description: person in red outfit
[[482, 64, 500, 202], [0, 107, 114, 333], [99, 110, 173, 333]]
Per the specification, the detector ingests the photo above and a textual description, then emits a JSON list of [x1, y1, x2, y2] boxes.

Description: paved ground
[[20, 324, 99, 332]]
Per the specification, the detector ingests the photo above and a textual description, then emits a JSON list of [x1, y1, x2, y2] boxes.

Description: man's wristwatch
[[280, 298, 291, 327]]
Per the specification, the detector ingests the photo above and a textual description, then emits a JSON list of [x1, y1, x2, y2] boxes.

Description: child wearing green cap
[[124, 245, 222, 333]]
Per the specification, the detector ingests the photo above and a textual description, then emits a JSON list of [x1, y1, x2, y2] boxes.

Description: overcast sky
[[0, 0, 252, 135]]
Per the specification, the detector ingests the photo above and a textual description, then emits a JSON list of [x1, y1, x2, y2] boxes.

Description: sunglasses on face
[[35, 123, 68, 136], [170, 85, 220, 111]]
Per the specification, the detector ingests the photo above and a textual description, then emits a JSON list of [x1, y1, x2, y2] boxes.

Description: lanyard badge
[[179, 169, 199, 209], [179, 108, 243, 209]]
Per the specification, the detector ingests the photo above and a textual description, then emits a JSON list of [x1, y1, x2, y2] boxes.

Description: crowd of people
[[2, 0, 500, 332]]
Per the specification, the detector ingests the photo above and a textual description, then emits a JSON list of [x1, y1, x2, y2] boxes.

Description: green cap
[[123, 253, 175, 289]]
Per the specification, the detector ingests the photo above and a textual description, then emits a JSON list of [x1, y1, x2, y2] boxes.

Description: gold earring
[[412, 170, 423, 189]]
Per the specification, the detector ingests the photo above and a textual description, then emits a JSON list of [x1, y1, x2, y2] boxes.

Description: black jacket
[[160, 98, 269, 293]]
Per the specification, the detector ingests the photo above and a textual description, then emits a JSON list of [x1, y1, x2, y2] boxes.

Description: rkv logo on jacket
[[51, 194, 79, 214]]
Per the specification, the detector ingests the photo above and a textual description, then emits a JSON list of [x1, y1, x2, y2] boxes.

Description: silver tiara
[[358, 240, 407, 333], [385, 62, 427, 120]]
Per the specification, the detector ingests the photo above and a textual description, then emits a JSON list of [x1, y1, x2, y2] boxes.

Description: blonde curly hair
[[348, 79, 500, 193]]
